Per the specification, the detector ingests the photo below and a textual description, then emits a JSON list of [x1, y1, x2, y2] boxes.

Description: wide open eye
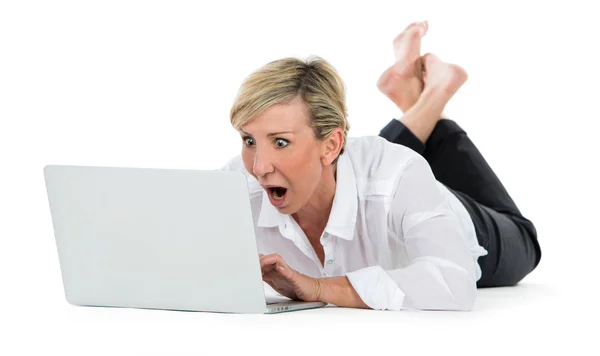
[[274, 138, 289, 148], [243, 136, 254, 147]]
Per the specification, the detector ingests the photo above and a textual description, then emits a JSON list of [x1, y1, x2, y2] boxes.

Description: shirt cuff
[[345, 266, 405, 311]]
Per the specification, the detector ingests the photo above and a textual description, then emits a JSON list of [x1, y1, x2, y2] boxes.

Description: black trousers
[[379, 118, 542, 287]]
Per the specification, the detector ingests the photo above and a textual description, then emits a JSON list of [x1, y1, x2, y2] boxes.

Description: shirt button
[[327, 259, 334, 265]]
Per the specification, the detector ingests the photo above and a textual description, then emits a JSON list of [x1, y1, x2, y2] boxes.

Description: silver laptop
[[43, 165, 327, 314]]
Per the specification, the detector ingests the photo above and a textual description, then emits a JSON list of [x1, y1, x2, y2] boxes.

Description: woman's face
[[239, 97, 330, 215]]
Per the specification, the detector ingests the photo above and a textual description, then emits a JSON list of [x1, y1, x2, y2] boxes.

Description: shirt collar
[[256, 153, 358, 241]]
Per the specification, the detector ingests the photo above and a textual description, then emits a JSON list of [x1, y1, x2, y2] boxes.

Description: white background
[[1, 0, 599, 354]]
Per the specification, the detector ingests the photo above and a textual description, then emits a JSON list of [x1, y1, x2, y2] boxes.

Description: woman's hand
[[259, 253, 322, 302]]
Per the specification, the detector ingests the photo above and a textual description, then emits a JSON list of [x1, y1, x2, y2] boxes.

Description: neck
[[292, 163, 337, 237]]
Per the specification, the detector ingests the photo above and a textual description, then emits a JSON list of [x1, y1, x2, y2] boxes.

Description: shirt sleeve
[[345, 155, 477, 311]]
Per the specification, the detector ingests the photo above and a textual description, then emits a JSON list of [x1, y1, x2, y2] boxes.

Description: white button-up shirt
[[220, 135, 488, 311]]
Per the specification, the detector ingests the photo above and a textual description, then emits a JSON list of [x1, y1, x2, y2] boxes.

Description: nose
[[252, 147, 275, 178]]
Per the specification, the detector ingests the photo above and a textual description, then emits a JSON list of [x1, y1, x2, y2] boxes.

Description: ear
[[320, 128, 344, 166]]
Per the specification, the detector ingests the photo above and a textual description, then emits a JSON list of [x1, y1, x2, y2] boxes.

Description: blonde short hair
[[230, 56, 350, 162]]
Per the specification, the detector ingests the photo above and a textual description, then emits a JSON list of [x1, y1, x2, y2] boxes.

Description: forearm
[[317, 276, 370, 309], [342, 262, 475, 311]]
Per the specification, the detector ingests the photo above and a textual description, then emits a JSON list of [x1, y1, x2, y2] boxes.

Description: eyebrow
[[239, 130, 295, 137]]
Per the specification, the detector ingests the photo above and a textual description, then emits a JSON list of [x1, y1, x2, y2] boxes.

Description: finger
[[259, 254, 276, 270], [263, 276, 273, 284], [264, 264, 296, 283], [261, 263, 276, 276], [262, 277, 279, 292], [276, 264, 296, 280], [259, 255, 280, 277], [259, 253, 290, 270]]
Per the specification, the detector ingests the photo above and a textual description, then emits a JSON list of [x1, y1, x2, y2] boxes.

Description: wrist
[[314, 277, 324, 302], [318, 276, 369, 309]]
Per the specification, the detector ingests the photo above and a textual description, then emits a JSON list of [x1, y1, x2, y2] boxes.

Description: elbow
[[442, 260, 478, 311], [422, 280, 475, 311], [455, 283, 476, 311], [413, 281, 476, 311], [387, 261, 479, 311], [446, 274, 477, 311], [432, 262, 478, 311], [427, 268, 477, 311]]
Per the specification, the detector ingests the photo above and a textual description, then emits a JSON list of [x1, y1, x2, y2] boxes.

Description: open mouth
[[269, 186, 288, 200]]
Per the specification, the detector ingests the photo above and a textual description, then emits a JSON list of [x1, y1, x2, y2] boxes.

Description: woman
[[220, 21, 541, 311]]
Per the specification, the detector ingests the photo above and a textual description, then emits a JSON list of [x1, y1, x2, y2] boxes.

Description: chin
[[275, 204, 294, 214], [277, 200, 303, 215]]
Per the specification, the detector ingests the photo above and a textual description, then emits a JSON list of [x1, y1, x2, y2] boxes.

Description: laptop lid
[[44, 165, 269, 313]]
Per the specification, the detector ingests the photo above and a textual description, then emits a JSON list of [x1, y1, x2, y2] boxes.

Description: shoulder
[[345, 135, 424, 181]]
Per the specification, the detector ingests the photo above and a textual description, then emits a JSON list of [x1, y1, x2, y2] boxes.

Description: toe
[[403, 21, 426, 33], [393, 21, 427, 62], [395, 21, 427, 42], [393, 24, 420, 45]]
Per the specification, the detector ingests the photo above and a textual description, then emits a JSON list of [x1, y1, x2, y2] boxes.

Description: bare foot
[[422, 53, 468, 99], [398, 54, 468, 144], [377, 21, 428, 113]]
